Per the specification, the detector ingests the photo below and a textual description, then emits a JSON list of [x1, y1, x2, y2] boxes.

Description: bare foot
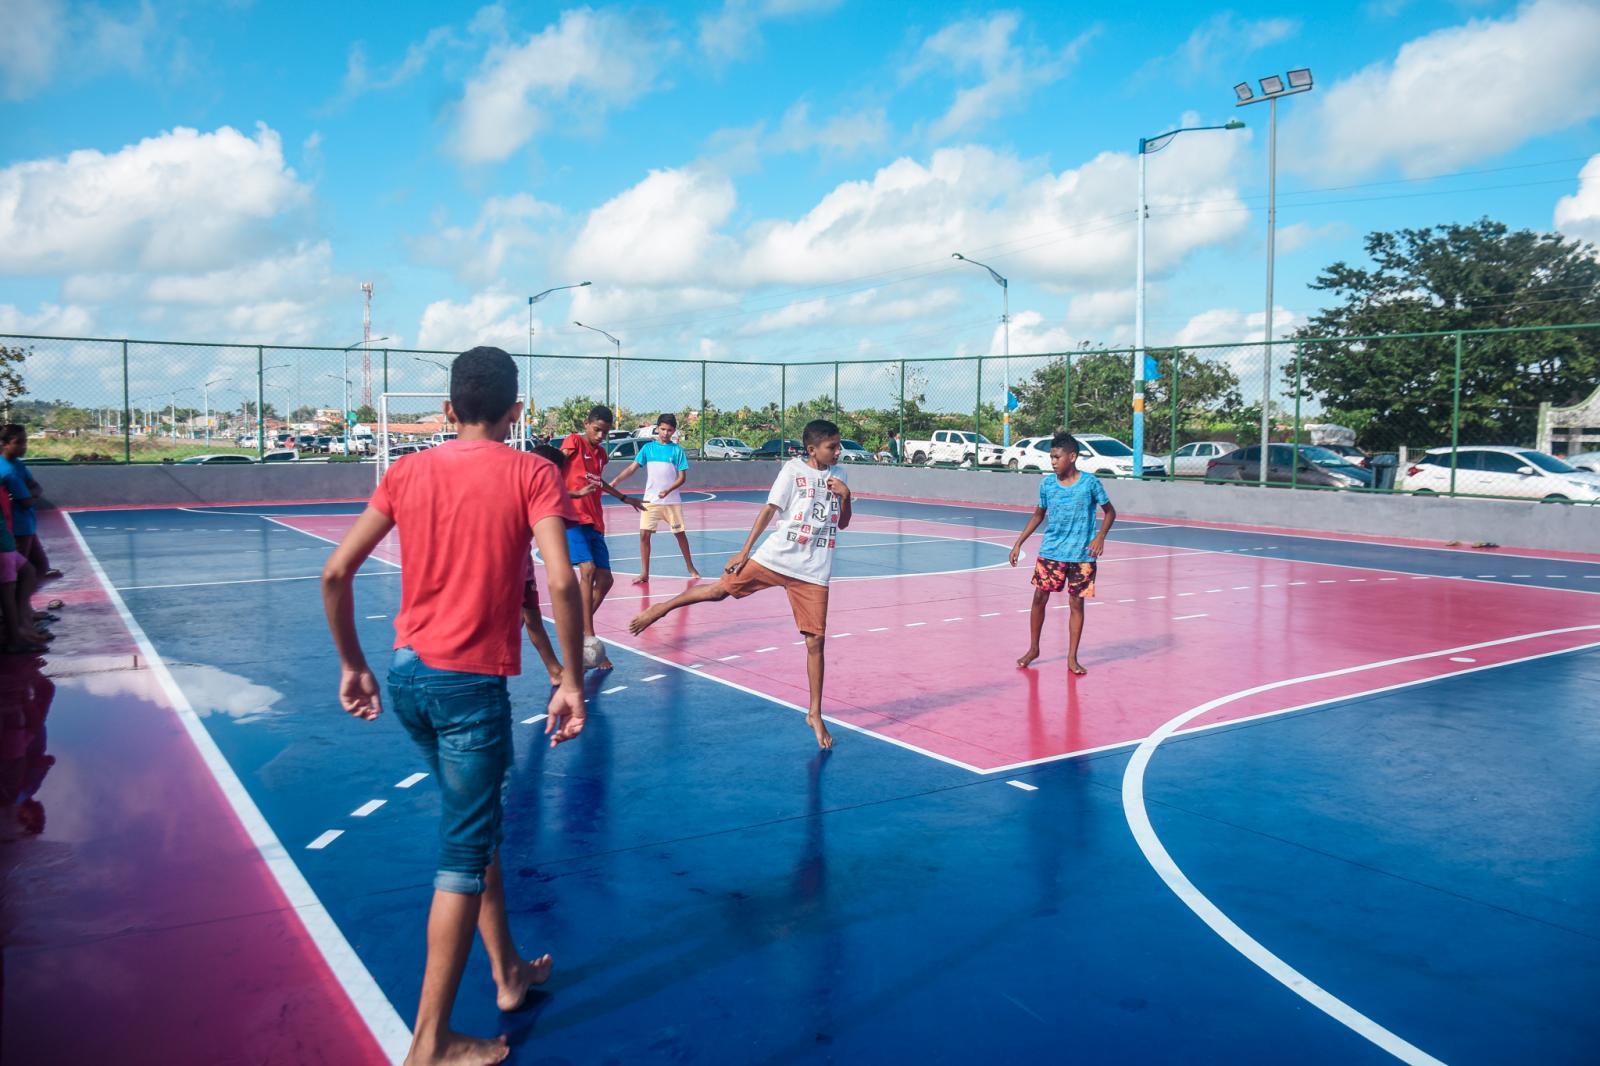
[[807, 711, 834, 749], [495, 954, 553, 1012], [628, 604, 669, 635], [1016, 646, 1040, 668], [632, 574, 649, 585], [595, 654, 613, 671], [1068, 659, 1087, 676], [403, 1030, 509, 1066], [685, 569, 701, 580]]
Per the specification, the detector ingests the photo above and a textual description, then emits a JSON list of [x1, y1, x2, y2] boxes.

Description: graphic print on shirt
[[756, 459, 846, 584]]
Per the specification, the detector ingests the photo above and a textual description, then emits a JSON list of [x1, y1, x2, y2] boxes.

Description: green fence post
[[255, 345, 265, 459], [1291, 344, 1301, 490], [605, 356, 612, 409], [1062, 352, 1072, 433], [833, 361, 840, 419], [898, 360, 906, 465], [382, 348, 389, 395], [973, 356, 983, 470], [122, 339, 131, 463], [1168, 353, 1180, 481], [700, 361, 708, 454], [780, 364, 787, 449], [1449, 333, 1463, 496]]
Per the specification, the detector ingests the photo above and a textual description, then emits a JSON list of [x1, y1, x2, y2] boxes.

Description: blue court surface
[[62, 495, 1600, 1064]]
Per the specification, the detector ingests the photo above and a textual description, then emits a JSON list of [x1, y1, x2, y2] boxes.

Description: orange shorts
[[718, 559, 829, 636]]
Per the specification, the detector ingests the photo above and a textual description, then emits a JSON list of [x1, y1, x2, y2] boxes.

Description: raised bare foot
[[1016, 646, 1040, 668], [595, 654, 613, 671], [495, 953, 553, 1012], [403, 1030, 509, 1066], [1067, 659, 1087, 676], [807, 711, 834, 749], [628, 604, 669, 635], [632, 574, 649, 585]]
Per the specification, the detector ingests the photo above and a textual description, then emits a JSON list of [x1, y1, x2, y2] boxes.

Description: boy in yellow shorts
[[609, 413, 701, 584]]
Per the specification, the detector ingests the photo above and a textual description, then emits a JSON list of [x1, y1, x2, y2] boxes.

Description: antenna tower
[[360, 282, 374, 407]]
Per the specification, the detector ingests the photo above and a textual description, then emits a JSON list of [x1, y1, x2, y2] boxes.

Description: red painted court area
[[277, 497, 1600, 774]]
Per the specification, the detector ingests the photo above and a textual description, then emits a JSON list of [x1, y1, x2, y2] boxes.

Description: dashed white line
[[905, 621, 926, 627], [868, 627, 890, 632], [642, 673, 667, 681], [306, 830, 344, 850], [1318, 580, 1336, 584], [1231, 585, 1250, 590], [522, 714, 548, 724], [1177, 592, 1195, 597], [1173, 613, 1207, 621], [1147, 595, 1167, 600], [718, 654, 742, 661], [1006, 780, 1038, 792], [1511, 573, 1532, 578], [351, 800, 386, 818], [601, 685, 627, 694], [395, 773, 428, 789], [1260, 584, 1277, 588], [943, 617, 963, 622], [1205, 588, 1223, 593], [755, 646, 779, 653], [980, 612, 1001, 617], [1449, 656, 1477, 663], [365, 614, 387, 619]]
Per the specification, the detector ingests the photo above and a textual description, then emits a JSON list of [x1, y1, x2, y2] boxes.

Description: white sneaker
[[582, 637, 602, 669]]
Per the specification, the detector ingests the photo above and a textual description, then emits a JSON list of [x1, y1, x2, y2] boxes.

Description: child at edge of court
[[1, 487, 48, 655], [608, 413, 701, 585], [521, 443, 571, 686], [558, 405, 645, 672], [629, 419, 851, 750], [0, 426, 59, 581], [1009, 431, 1116, 676], [320, 346, 588, 1066]]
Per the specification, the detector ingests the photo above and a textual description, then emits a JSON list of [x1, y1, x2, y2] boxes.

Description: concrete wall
[[32, 459, 1599, 553]]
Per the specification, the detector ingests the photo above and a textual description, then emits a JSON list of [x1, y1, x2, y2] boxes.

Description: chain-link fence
[[3, 326, 1597, 503]]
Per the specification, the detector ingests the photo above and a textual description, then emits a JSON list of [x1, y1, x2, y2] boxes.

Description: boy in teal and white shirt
[[609, 413, 701, 584]]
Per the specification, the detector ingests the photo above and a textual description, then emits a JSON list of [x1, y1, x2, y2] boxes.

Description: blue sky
[[2, 0, 1598, 399]]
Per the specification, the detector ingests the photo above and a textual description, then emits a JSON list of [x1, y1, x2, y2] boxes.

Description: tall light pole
[[951, 252, 1011, 446], [412, 356, 450, 394], [1133, 118, 1245, 477], [1234, 68, 1313, 482], [260, 362, 289, 453], [323, 373, 353, 451], [573, 321, 622, 422], [343, 336, 389, 453], [528, 282, 591, 438], [202, 375, 233, 446]]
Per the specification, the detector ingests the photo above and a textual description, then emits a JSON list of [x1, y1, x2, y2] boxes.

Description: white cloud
[[0, 124, 310, 274], [0, 301, 96, 336], [0, 0, 157, 100], [567, 168, 739, 286], [994, 309, 1082, 354], [1173, 306, 1303, 347], [330, 25, 455, 108], [452, 8, 672, 164], [698, 0, 842, 65], [903, 13, 1095, 141], [1276, 221, 1348, 254], [417, 290, 534, 352], [1554, 154, 1600, 244], [410, 194, 562, 284], [772, 102, 890, 158], [0, 0, 65, 100], [1296, 0, 1600, 178], [1171, 12, 1298, 73], [738, 286, 961, 335]]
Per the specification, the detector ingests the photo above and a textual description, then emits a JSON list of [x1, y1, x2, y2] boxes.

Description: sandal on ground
[[43, 569, 63, 579], [45, 599, 64, 610]]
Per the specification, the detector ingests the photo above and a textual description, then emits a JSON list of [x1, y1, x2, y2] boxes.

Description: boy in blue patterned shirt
[[608, 413, 700, 584], [1009, 432, 1116, 674]]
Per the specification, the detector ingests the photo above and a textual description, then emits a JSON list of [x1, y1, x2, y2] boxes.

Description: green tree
[[0, 344, 25, 421], [239, 400, 279, 420], [1293, 219, 1600, 449], [290, 405, 319, 423], [355, 404, 378, 424]]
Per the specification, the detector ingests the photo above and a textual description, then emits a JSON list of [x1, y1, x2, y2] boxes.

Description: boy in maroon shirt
[[558, 405, 642, 671], [322, 347, 585, 1066]]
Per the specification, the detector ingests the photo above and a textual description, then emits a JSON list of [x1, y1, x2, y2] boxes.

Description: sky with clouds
[[2, 0, 1599, 393]]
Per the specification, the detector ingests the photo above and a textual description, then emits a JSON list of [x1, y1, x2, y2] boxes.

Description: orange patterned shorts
[[1032, 557, 1096, 597]]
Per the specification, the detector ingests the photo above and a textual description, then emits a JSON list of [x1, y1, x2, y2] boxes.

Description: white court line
[[522, 714, 548, 725], [601, 685, 627, 695], [642, 673, 667, 681], [755, 646, 779, 653], [1006, 780, 1038, 792], [1173, 613, 1207, 620], [1122, 626, 1600, 1066], [395, 772, 428, 789], [64, 513, 412, 1060], [351, 800, 386, 818], [116, 570, 399, 592], [306, 830, 344, 850]]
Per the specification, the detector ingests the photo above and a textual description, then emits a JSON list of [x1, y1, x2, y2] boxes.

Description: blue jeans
[[387, 647, 512, 895]]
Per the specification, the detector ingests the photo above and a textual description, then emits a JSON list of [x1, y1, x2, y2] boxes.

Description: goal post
[[376, 391, 449, 481]]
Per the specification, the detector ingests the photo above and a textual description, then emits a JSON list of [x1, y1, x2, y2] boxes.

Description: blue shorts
[[566, 523, 611, 570], [387, 647, 511, 895]]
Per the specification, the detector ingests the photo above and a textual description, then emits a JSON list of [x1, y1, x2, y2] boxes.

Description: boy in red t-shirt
[[558, 405, 643, 671], [322, 347, 586, 1066]]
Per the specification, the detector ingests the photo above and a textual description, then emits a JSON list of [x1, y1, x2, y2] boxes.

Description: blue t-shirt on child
[[1038, 472, 1110, 563], [0, 456, 34, 537]]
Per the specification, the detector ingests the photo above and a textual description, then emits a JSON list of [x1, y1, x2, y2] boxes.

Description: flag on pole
[[1006, 391, 1019, 411], [1143, 354, 1162, 380]]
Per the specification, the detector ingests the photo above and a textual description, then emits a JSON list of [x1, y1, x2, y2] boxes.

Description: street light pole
[[951, 252, 1010, 445], [573, 321, 623, 423], [1133, 119, 1244, 477], [343, 337, 389, 454], [1234, 68, 1313, 483], [527, 281, 590, 439], [202, 376, 230, 446]]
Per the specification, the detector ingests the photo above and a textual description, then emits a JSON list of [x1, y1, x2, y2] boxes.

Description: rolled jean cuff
[[434, 868, 488, 895]]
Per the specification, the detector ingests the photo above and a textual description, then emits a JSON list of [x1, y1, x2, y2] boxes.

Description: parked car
[[1167, 440, 1234, 477], [315, 435, 334, 451], [754, 438, 804, 459], [1401, 446, 1600, 501], [1072, 434, 1166, 478], [429, 431, 458, 446], [1564, 450, 1600, 473], [1318, 443, 1370, 468], [385, 443, 428, 460], [296, 434, 318, 451], [904, 429, 1005, 466], [1206, 444, 1373, 488], [838, 439, 874, 463], [704, 437, 756, 459], [261, 448, 297, 462], [606, 437, 647, 462], [177, 453, 255, 465], [1002, 435, 1055, 472]]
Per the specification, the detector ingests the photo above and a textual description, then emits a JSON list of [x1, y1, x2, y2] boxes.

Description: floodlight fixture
[[1260, 74, 1285, 96], [1287, 67, 1312, 89], [1234, 81, 1254, 103]]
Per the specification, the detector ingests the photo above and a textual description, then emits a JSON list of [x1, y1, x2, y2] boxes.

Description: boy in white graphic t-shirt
[[629, 419, 851, 748], [608, 413, 701, 584]]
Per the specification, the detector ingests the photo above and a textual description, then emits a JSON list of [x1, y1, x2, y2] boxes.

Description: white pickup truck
[[903, 429, 1006, 467]]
